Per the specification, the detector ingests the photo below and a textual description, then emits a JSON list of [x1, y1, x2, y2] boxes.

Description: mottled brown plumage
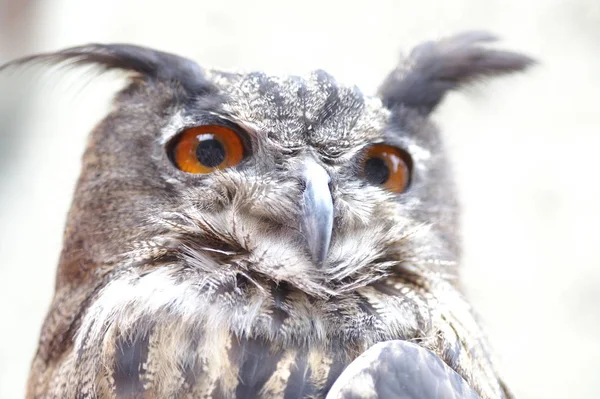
[[2, 32, 533, 398]]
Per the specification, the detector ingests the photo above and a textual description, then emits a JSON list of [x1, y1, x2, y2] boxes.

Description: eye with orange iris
[[362, 144, 412, 193], [171, 125, 245, 174]]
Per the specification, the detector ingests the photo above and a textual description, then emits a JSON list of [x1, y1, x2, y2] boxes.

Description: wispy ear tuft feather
[[378, 31, 536, 114], [0, 44, 213, 94]]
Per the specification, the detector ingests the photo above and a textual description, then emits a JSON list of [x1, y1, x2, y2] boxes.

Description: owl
[[2, 32, 533, 399]]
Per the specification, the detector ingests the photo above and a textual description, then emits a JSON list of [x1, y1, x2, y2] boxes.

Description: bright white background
[[0, 0, 599, 398]]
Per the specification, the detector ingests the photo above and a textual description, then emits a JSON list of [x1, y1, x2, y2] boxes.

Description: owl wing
[[326, 340, 481, 399]]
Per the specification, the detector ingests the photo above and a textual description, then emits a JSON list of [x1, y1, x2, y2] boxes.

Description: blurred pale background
[[0, 0, 598, 398]]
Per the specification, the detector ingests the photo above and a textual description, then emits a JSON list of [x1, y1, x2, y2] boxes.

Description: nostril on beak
[[300, 159, 334, 267]]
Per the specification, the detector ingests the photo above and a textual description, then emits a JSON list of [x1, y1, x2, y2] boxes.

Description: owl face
[[76, 68, 457, 299]]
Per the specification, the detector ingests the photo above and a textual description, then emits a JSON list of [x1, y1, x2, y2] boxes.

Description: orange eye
[[362, 144, 411, 193], [171, 125, 245, 174]]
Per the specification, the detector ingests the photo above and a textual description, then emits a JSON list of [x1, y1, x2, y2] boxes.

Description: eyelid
[[160, 111, 253, 147], [172, 127, 252, 157], [380, 131, 430, 163]]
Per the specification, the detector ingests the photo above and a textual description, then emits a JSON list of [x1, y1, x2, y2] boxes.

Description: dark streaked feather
[[231, 337, 284, 398], [283, 350, 314, 399], [378, 31, 536, 114], [0, 43, 214, 94], [113, 330, 150, 397]]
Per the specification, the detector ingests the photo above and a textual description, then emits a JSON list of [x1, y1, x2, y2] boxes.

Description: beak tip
[[312, 241, 330, 268], [300, 159, 334, 268], [302, 214, 333, 268]]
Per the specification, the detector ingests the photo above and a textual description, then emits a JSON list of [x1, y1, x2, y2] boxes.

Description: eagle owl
[[2, 32, 532, 399]]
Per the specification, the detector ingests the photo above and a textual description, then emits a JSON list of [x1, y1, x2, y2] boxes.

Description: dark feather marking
[[270, 282, 291, 331], [283, 349, 314, 399], [182, 326, 204, 391], [323, 355, 348, 395], [311, 70, 342, 128], [256, 73, 288, 121], [355, 298, 376, 317], [212, 274, 241, 297], [371, 281, 402, 297], [298, 80, 310, 134], [230, 336, 283, 398], [0, 43, 216, 95], [499, 379, 516, 399], [355, 299, 382, 329], [113, 330, 150, 398], [43, 272, 114, 365], [378, 31, 535, 114], [210, 378, 232, 399]]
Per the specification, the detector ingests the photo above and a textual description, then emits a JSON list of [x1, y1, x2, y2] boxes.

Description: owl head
[[3, 32, 532, 299]]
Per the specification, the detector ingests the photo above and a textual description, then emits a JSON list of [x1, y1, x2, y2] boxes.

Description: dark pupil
[[364, 157, 389, 185], [196, 138, 225, 167]]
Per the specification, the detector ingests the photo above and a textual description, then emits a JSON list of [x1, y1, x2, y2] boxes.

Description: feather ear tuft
[[0, 44, 213, 94], [378, 31, 536, 114]]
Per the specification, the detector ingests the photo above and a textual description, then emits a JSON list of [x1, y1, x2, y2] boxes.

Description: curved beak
[[300, 159, 334, 267]]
